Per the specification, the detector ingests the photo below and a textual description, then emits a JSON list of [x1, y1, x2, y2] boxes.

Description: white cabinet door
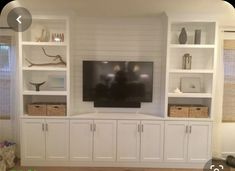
[[93, 120, 117, 162], [188, 121, 212, 163], [117, 120, 140, 162], [45, 119, 69, 161], [164, 121, 188, 162], [70, 120, 93, 161], [21, 119, 45, 161], [141, 121, 164, 162]]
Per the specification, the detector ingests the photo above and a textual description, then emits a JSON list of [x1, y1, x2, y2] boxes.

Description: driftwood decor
[[25, 48, 66, 67]]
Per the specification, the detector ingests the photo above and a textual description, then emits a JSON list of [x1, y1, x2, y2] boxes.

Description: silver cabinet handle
[[93, 123, 96, 132], [189, 126, 192, 134], [90, 123, 93, 132], [141, 124, 144, 132], [137, 124, 141, 133], [42, 123, 45, 131], [45, 123, 48, 131], [186, 125, 188, 133]]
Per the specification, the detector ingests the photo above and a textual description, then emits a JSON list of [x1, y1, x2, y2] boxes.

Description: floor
[[10, 166, 203, 171], [9, 160, 235, 171]]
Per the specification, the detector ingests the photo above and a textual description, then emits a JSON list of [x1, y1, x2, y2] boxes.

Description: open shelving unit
[[19, 16, 70, 117], [164, 18, 217, 119]]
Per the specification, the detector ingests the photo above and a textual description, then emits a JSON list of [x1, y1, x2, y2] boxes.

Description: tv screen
[[83, 61, 153, 107]]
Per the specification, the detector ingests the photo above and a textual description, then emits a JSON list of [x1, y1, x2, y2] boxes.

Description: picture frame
[[180, 77, 201, 93], [48, 75, 66, 90]]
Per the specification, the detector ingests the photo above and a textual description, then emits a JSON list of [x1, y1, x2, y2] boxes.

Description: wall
[[213, 31, 235, 158], [71, 16, 165, 116], [0, 120, 12, 142]]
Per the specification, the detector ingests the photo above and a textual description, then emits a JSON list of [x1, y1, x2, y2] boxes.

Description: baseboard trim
[[221, 152, 235, 159], [21, 160, 206, 169]]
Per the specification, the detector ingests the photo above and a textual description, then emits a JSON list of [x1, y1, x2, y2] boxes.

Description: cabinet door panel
[[21, 119, 45, 161], [93, 120, 117, 162], [46, 119, 69, 161], [141, 121, 164, 162], [188, 122, 212, 162], [70, 120, 93, 161], [164, 121, 188, 162], [117, 120, 140, 162]]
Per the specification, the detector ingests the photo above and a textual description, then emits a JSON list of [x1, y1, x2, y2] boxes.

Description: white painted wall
[[0, 120, 13, 142], [71, 16, 165, 116], [213, 30, 235, 158]]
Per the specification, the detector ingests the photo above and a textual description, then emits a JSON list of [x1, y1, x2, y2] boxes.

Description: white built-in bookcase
[[164, 17, 217, 119], [19, 16, 70, 117], [18, 15, 217, 120]]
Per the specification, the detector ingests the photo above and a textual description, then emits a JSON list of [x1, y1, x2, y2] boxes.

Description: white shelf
[[168, 93, 212, 98], [169, 69, 214, 74], [22, 67, 67, 71], [170, 44, 215, 49], [22, 42, 67, 46], [21, 115, 69, 119], [23, 91, 68, 96], [165, 117, 212, 121]]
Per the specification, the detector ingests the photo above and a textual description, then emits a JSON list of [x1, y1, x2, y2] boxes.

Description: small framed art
[[180, 77, 201, 93]]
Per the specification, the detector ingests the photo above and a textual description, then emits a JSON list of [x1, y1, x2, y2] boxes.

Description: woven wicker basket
[[47, 104, 66, 116]]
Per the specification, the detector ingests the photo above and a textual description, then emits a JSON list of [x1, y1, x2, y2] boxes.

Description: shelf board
[[22, 42, 67, 46], [170, 44, 215, 49], [168, 93, 212, 98], [169, 69, 214, 74], [165, 117, 213, 121], [21, 115, 68, 119], [23, 91, 68, 96], [22, 67, 67, 71]]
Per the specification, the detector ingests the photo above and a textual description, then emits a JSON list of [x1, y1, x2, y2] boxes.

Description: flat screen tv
[[83, 61, 153, 108]]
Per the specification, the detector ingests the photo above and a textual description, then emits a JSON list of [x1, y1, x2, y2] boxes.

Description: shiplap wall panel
[[71, 17, 164, 116]]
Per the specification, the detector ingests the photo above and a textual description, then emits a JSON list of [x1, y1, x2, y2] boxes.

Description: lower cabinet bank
[[21, 118, 212, 168]]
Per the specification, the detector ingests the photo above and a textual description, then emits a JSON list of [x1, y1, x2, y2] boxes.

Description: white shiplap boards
[[70, 17, 164, 116]]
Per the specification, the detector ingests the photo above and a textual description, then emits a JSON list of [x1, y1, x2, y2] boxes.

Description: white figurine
[[174, 88, 182, 93]]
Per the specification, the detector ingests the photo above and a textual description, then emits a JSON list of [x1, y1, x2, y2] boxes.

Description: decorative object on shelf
[[52, 33, 64, 42], [47, 104, 66, 116], [189, 106, 208, 118], [29, 81, 46, 91], [194, 29, 201, 44], [181, 77, 201, 93], [169, 105, 189, 117], [178, 27, 187, 44], [182, 53, 192, 70], [27, 103, 66, 116], [31, 24, 50, 42], [28, 103, 47, 116], [169, 104, 208, 118], [48, 75, 66, 90], [25, 47, 66, 67], [174, 88, 182, 94]]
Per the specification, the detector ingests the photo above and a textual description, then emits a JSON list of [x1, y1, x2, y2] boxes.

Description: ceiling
[[12, 0, 235, 25]]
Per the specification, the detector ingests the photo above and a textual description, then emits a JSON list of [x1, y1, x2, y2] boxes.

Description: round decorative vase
[[178, 27, 187, 44]]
